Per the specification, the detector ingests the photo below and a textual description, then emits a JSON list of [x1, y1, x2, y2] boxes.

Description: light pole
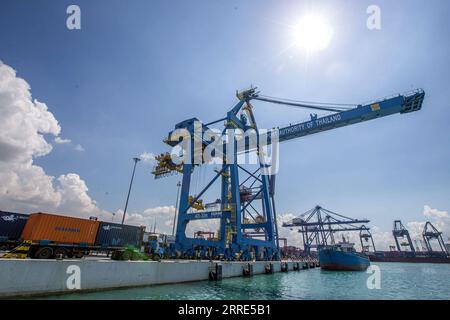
[[172, 181, 181, 236], [122, 157, 141, 224]]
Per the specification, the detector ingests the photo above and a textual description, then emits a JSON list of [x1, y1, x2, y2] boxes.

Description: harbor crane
[[393, 220, 415, 252], [282, 205, 370, 254], [360, 225, 376, 253], [422, 221, 449, 256], [153, 87, 424, 260]]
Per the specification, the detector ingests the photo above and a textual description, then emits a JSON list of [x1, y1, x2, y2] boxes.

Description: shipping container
[[95, 222, 144, 248], [0, 211, 29, 242], [21, 212, 100, 245]]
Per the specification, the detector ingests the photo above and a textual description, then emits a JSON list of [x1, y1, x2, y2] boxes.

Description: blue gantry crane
[[393, 220, 415, 252], [422, 221, 449, 256], [282, 205, 370, 255], [152, 87, 424, 261], [360, 225, 376, 253]]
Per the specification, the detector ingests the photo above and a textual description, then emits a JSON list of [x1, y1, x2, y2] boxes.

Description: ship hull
[[319, 248, 370, 271], [368, 254, 450, 264]]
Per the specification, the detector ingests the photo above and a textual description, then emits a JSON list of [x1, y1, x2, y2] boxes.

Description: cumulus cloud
[[0, 61, 60, 163], [0, 60, 100, 217], [54, 136, 84, 152], [54, 137, 71, 144], [120, 205, 176, 233], [139, 151, 156, 164], [56, 173, 99, 216], [423, 205, 449, 219], [74, 144, 84, 152]]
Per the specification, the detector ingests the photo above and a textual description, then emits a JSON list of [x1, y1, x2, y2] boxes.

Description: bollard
[[243, 263, 253, 277], [209, 263, 223, 280], [265, 263, 274, 274]]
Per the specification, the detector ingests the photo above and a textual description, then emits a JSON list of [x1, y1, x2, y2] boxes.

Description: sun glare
[[292, 14, 333, 53]]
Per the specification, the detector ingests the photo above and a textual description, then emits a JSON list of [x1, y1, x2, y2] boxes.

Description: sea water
[[40, 263, 450, 300]]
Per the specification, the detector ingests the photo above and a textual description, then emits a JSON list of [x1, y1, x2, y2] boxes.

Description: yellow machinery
[[1, 240, 32, 259]]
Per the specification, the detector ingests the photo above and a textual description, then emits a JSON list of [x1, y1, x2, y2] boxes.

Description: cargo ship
[[319, 239, 370, 271], [368, 251, 450, 264]]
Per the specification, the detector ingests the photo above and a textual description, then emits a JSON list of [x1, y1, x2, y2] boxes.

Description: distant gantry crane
[[393, 220, 415, 252], [360, 225, 376, 253], [422, 222, 448, 255], [282, 205, 370, 255], [152, 87, 424, 261], [390, 220, 449, 257]]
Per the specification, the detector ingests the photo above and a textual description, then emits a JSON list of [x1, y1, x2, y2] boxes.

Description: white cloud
[[358, 226, 393, 251], [276, 213, 304, 247], [120, 205, 176, 233], [54, 137, 72, 144], [56, 173, 99, 216], [74, 144, 84, 152], [0, 61, 60, 163], [423, 205, 449, 219], [54, 137, 84, 152], [0, 60, 100, 218], [139, 151, 156, 164]]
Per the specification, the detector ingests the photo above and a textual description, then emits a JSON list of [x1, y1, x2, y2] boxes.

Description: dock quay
[[0, 258, 318, 298]]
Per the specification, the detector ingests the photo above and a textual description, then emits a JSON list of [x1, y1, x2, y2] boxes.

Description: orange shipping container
[[21, 212, 100, 245]]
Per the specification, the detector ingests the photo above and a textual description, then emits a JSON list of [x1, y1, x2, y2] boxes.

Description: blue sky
[[1, 0, 449, 244]]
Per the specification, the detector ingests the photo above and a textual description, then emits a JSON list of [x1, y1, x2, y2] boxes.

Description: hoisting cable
[[253, 95, 357, 113]]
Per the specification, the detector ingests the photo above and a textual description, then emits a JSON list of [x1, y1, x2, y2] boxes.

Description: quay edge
[[0, 258, 317, 298]]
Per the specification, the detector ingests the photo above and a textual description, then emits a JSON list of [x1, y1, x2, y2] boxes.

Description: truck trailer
[[14, 212, 145, 259]]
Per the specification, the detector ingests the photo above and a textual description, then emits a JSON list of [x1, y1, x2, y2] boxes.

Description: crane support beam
[[276, 90, 424, 143], [283, 220, 370, 227], [187, 211, 231, 221]]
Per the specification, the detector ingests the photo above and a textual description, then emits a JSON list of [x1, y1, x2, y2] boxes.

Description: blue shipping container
[[95, 222, 144, 248], [0, 211, 29, 241]]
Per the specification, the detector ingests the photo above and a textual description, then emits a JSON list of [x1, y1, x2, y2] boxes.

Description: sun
[[292, 14, 333, 53]]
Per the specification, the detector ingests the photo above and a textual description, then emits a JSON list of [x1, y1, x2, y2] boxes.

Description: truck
[[19, 212, 145, 259], [142, 232, 175, 260]]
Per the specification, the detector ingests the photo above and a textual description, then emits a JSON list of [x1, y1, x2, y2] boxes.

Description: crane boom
[[272, 89, 425, 143]]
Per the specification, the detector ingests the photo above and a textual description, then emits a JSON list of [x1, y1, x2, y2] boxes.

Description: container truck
[[19, 212, 145, 259], [21, 212, 101, 259]]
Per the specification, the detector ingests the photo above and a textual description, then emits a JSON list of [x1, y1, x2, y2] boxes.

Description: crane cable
[[254, 95, 357, 113]]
